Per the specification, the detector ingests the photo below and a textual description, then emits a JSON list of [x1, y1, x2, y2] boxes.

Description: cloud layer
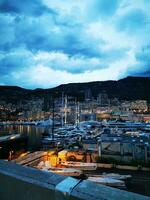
[[0, 0, 150, 88]]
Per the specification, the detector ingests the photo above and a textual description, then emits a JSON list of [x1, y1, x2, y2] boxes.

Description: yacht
[[61, 161, 97, 171], [91, 173, 131, 181], [87, 176, 126, 188], [36, 161, 82, 177]]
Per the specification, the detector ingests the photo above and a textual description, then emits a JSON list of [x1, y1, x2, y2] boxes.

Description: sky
[[0, 0, 150, 88]]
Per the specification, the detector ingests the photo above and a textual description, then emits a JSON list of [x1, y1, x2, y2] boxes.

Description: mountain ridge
[[0, 76, 150, 103]]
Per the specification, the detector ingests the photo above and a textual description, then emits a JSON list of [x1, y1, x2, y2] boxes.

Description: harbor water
[[0, 125, 53, 150]]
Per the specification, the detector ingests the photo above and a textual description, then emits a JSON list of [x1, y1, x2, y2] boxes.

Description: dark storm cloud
[[0, 12, 103, 58], [0, 48, 33, 74], [0, 0, 150, 88], [117, 9, 147, 33], [0, 0, 56, 16]]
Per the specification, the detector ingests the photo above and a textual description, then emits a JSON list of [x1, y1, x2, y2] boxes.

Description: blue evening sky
[[0, 0, 150, 88]]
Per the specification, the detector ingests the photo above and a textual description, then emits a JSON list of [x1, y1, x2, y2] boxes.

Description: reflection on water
[[0, 125, 52, 151]]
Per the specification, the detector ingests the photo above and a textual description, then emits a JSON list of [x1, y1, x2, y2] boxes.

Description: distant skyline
[[0, 0, 150, 88]]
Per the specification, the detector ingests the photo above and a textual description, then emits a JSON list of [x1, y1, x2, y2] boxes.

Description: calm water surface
[[0, 125, 52, 151]]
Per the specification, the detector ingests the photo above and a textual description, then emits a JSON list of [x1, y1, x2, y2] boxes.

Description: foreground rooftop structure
[[0, 160, 150, 200]]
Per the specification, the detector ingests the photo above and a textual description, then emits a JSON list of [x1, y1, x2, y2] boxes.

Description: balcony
[[0, 160, 149, 200]]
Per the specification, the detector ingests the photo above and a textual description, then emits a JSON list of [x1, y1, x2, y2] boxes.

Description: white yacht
[[61, 161, 97, 171], [36, 161, 82, 177], [87, 176, 126, 188]]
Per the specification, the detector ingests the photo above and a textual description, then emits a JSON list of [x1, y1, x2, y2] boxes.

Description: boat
[[46, 168, 82, 177], [101, 173, 131, 180], [36, 161, 82, 177], [87, 176, 126, 188], [0, 134, 21, 142], [90, 173, 131, 181], [23, 121, 38, 125], [36, 119, 53, 126], [145, 124, 150, 131], [61, 161, 97, 171]]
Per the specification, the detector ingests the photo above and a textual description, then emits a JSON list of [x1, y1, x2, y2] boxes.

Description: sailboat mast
[[75, 100, 80, 126], [61, 92, 64, 127], [77, 101, 80, 126], [64, 95, 67, 126]]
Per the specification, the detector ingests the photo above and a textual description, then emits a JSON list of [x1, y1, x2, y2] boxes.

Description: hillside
[[0, 76, 150, 103]]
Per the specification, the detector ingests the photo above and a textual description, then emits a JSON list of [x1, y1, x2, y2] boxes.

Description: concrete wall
[[0, 160, 150, 200]]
